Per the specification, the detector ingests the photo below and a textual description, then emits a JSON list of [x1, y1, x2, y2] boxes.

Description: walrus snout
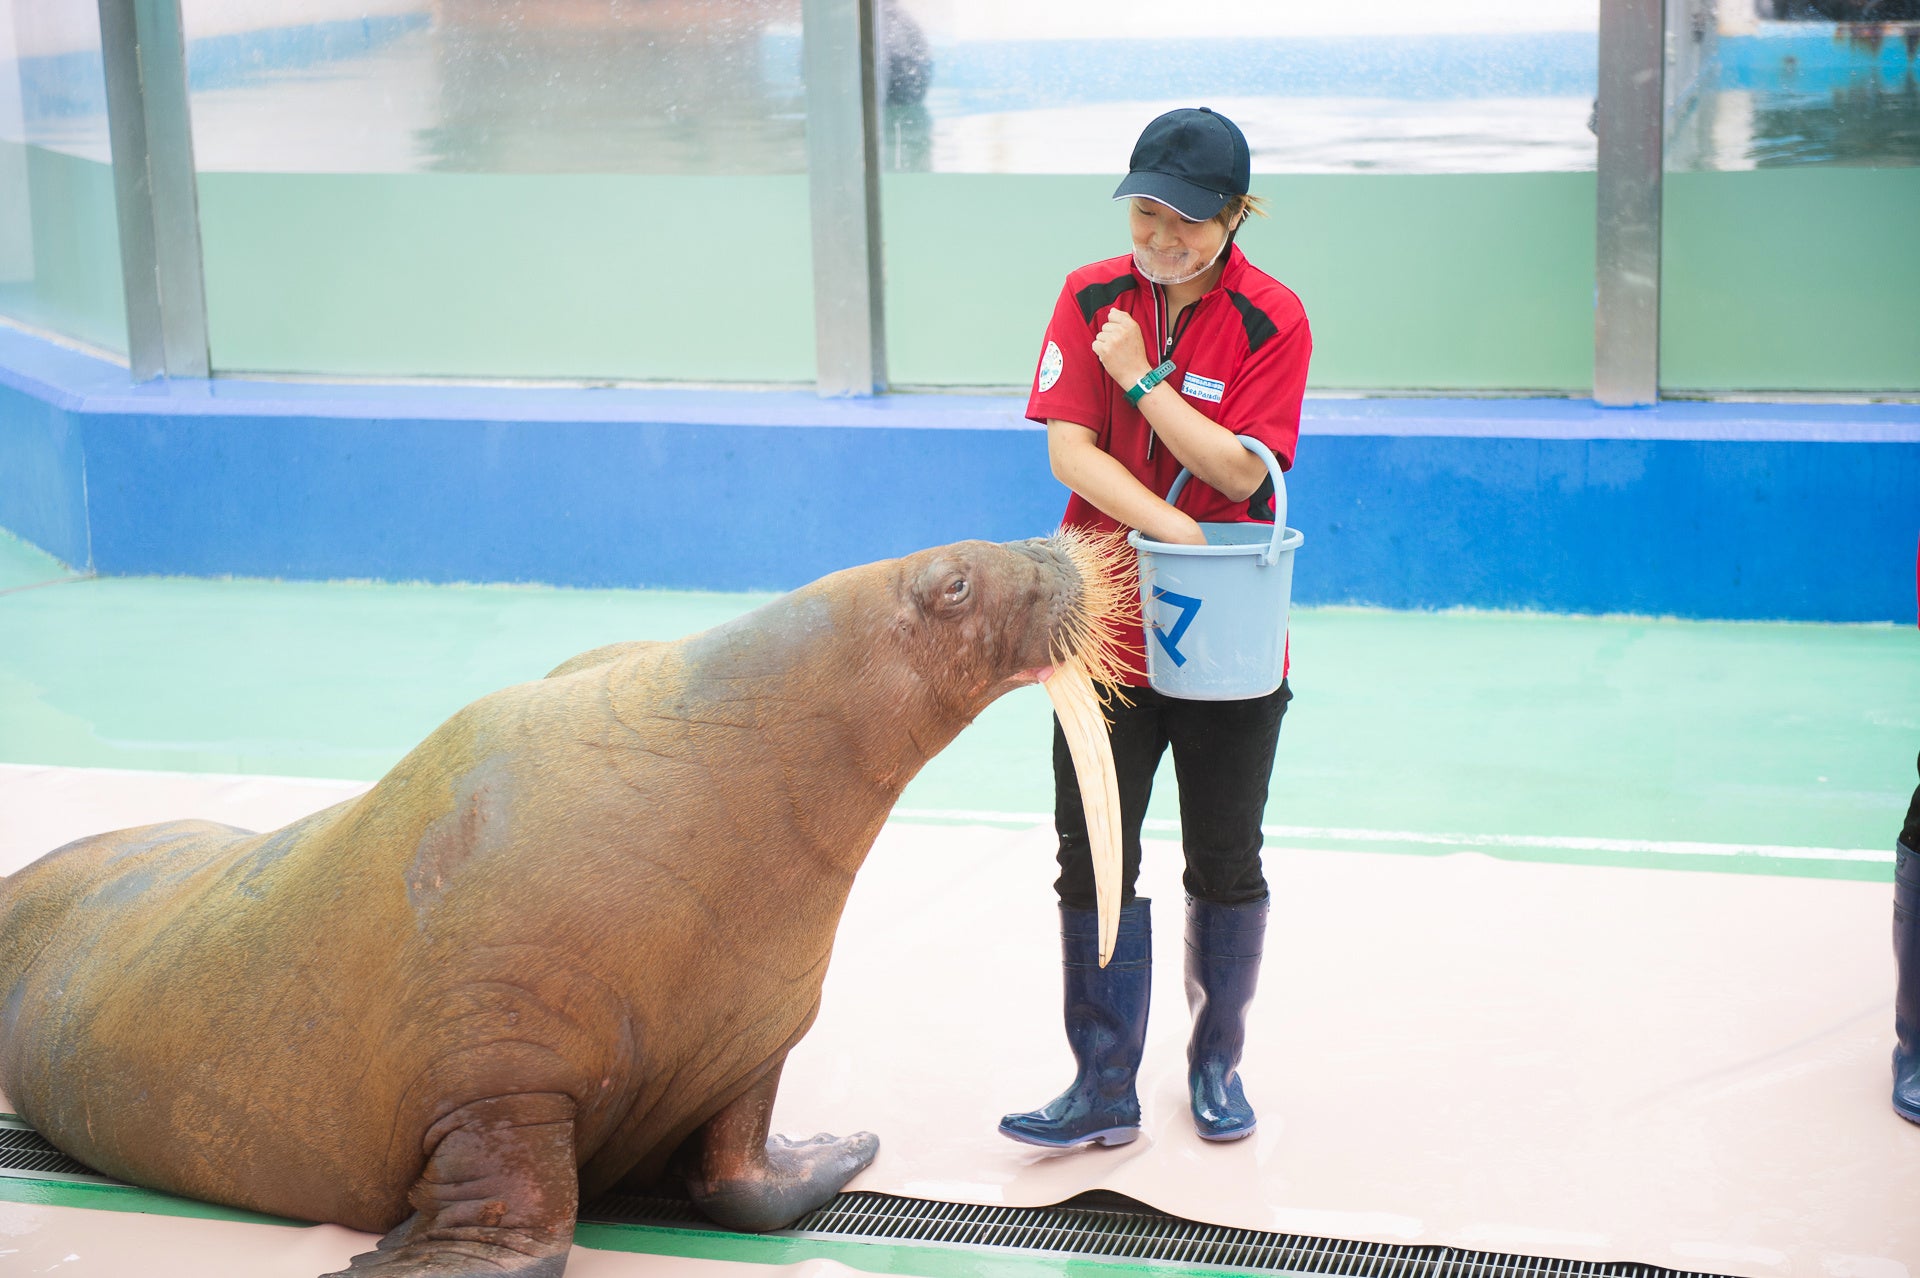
[[1006, 536, 1090, 661], [1007, 535, 1076, 574]]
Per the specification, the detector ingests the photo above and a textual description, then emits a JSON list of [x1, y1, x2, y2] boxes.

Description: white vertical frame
[[1594, 0, 1665, 407], [98, 0, 208, 381], [802, 0, 886, 397]]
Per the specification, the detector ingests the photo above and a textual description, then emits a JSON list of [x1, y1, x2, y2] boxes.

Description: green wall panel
[[174, 167, 1917, 393], [1662, 168, 1920, 394], [882, 172, 1594, 392], [0, 146, 127, 355], [878, 175, 1112, 389], [197, 173, 814, 382]]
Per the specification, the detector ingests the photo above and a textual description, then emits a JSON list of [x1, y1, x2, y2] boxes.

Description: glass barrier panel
[[180, 0, 813, 382], [879, 1, 1599, 391], [1662, 0, 1920, 393], [0, 0, 127, 354]]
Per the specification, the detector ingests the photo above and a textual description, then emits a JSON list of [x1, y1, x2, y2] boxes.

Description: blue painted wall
[[0, 358, 90, 570], [2, 325, 1916, 622], [78, 412, 1056, 593], [1303, 434, 1915, 620]]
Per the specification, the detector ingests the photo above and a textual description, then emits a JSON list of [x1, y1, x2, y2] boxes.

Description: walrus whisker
[[1044, 526, 1141, 699], [1042, 527, 1141, 968]]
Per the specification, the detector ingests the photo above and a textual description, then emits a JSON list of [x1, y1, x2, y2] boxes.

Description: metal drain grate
[[580, 1185, 1737, 1278], [0, 1121, 118, 1183], [0, 1118, 1734, 1278]]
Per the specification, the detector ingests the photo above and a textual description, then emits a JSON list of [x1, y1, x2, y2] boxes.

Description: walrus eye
[[944, 576, 970, 605]]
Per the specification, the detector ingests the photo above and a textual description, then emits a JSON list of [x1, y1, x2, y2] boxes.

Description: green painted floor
[[3, 527, 1915, 881], [0, 1173, 1226, 1278]]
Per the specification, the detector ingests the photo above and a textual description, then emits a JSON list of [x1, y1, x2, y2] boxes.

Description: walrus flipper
[[322, 1094, 578, 1278], [684, 1060, 879, 1232]]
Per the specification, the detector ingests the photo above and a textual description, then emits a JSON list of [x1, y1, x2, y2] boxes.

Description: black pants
[[1053, 681, 1290, 910], [1903, 751, 1920, 851]]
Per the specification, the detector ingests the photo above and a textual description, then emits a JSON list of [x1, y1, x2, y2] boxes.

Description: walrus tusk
[[1044, 659, 1123, 967], [1039, 526, 1142, 969]]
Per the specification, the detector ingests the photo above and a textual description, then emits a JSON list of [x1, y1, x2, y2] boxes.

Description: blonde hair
[[1215, 193, 1268, 231]]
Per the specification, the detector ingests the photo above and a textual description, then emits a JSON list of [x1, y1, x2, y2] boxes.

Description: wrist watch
[[1125, 359, 1177, 406]]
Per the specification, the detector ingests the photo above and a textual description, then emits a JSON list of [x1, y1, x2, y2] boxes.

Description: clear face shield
[[1130, 198, 1237, 286]]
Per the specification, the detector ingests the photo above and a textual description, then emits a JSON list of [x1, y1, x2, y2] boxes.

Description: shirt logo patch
[[1182, 372, 1225, 403], [1037, 341, 1064, 392]]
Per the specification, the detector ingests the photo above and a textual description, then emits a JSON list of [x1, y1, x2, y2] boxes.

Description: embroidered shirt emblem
[[1037, 341, 1064, 392]]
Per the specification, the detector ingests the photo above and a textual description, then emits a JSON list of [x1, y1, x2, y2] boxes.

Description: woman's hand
[[1091, 307, 1152, 390], [1142, 509, 1208, 547]]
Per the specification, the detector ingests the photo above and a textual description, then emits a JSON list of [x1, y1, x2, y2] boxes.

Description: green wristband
[[1125, 359, 1177, 406]]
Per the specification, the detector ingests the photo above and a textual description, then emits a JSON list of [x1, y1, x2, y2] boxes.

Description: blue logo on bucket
[[1150, 587, 1202, 667]]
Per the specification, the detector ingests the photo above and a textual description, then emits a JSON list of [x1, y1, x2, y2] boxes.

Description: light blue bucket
[[1126, 436, 1304, 701]]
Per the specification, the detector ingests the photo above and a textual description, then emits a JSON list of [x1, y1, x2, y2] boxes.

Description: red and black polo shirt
[[1025, 243, 1312, 682]]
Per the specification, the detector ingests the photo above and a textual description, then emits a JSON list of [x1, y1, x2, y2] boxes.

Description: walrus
[[0, 531, 1136, 1278]]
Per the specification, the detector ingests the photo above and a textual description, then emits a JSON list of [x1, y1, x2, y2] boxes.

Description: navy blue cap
[[1111, 107, 1250, 221]]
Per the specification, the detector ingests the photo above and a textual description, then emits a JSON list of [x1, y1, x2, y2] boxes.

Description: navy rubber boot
[[1894, 841, 1920, 1123], [999, 899, 1152, 1148], [1185, 894, 1268, 1142]]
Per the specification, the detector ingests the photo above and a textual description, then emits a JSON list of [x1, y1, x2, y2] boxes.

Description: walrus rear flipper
[[323, 1093, 578, 1278]]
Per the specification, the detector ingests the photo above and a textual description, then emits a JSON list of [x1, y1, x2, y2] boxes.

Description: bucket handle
[[1162, 436, 1290, 566]]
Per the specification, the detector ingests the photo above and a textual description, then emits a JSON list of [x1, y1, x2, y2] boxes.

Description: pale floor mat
[[2, 764, 1916, 1278]]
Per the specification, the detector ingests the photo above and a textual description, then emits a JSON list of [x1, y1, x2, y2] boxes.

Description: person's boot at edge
[[1894, 751, 1920, 1123]]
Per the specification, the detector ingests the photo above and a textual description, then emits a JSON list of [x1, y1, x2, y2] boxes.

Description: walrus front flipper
[[323, 1094, 578, 1278], [685, 1060, 879, 1232]]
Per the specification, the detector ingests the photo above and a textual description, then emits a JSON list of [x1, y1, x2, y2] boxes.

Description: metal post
[[1594, 0, 1665, 407], [802, 0, 886, 396], [97, 0, 209, 381]]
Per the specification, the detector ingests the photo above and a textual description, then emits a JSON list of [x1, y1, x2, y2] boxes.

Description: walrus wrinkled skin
[[0, 534, 1114, 1278]]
